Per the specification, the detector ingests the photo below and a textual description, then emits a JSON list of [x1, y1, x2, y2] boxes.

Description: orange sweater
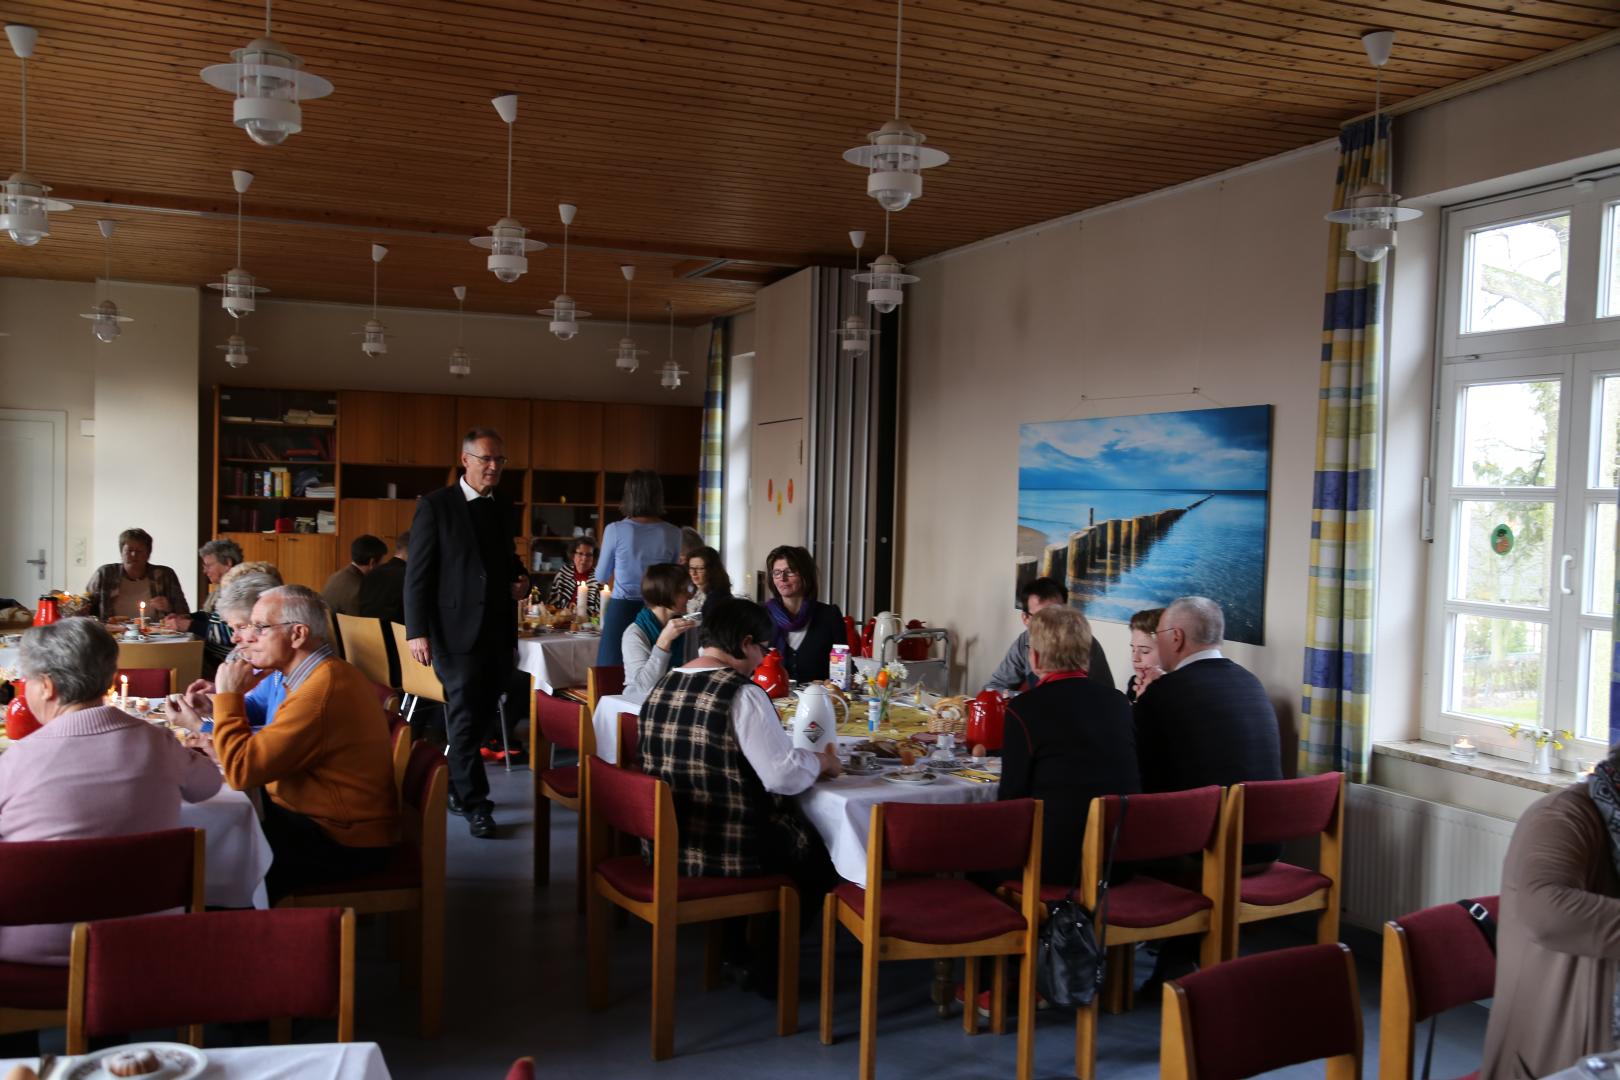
[[214, 657, 399, 848]]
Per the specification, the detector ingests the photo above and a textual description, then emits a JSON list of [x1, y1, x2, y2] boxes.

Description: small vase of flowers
[[860, 661, 908, 733], [1507, 722, 1574, 775]]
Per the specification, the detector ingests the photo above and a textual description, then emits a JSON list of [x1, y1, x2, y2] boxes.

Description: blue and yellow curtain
[[1300, 116, 1387, 782], [696, 319, 727, 546]]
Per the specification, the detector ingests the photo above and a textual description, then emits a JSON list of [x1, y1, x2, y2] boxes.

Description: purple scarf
[[766, 597, 814, 654]]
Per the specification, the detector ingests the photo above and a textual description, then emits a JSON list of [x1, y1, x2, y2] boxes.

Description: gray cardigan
[[621, 621, 674, 703], [986, 629, 1115, 692]]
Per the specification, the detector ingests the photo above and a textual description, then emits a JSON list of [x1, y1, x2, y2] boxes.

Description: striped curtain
[[1611, 486, 1619, 745], [1300, 116, 1387, 782], [696, 318, 727, 545]]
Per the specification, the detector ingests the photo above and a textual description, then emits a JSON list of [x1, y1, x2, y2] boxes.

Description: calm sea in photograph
[[1018, 488, 1269, 644]]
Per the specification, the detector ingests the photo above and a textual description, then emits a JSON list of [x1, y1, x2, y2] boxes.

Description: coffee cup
[[849, 751, 877, 772]]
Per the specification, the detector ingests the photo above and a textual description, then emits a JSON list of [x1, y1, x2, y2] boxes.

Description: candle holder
[[1449, 732, 1479, 762]]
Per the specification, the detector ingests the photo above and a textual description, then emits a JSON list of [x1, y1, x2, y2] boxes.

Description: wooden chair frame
[[116, 640, 204, 690], [615, 711, 638, 769], [116, 667, 179, 697], [277, 756, 447, 1039], [65, 908, 355, 1053], [1219, 775, 1345, 962], [1379, 920, 1422, 1080], [336, 614, 394, 689], [389, 623, 446, 723], [0, 830, 205, 1038], [1159, 943, 1362, 1080], [820, 801, 1044, 1080], [531, 695, 595, 907], [1075, 792, 1232, 1080], [585, 763, 800, 1061], [388, 716, 412, 797]]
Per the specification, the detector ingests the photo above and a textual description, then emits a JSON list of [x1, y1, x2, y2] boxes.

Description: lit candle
[[119, 674, 128, 708], [575, 581, 588, 618], [1451, 732, 1479, 761], [138, 600, 146, 629]]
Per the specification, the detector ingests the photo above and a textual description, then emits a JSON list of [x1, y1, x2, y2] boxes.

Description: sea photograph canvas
[[1017, 405, 1274, 645]]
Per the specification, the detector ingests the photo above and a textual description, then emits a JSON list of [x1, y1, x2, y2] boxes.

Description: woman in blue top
[[595, 470, 684, 665]]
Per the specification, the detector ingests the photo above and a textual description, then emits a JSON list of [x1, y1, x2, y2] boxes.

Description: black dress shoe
[[447, 793, 466, 817], [468, 809, 497, 839]]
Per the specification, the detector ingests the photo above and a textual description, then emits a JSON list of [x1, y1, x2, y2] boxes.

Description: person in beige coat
[[1483, 763, 1620, 1079]]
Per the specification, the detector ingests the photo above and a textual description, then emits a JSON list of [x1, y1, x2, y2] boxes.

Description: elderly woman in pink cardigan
[[0, 618, 221, 965]]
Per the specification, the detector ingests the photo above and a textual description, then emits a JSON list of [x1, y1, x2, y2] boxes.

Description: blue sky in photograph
[[1019, 405, 1272, 491]]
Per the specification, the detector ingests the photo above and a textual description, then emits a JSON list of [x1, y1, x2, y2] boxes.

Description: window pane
[[1593, 500, 1616, 618], [1455, 500, 1552, 607], [1599, 375, 1619, 489], [1460, 380, 1560, 487], [1464, 214, 1570, 334], [1603, 202, 1620, 319], [1585, 628, 1613, 743], [1450, 614, 1546, 724]]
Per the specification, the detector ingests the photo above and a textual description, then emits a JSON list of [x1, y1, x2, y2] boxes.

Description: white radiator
[[1340, 785, 1515, 930]]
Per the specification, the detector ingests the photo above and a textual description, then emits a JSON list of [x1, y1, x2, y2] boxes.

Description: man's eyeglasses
[[249, 621, 303, 635], [465, 453, 508, 466], [1151, 625, 1183, 639]]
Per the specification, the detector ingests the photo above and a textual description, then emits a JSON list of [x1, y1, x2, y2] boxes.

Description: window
[[1429, 176, 1620, 757]]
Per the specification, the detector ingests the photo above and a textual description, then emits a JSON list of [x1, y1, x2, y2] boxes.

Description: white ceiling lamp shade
[[834, 228, 879, 358], [199, 0, 333, 147], [0, 26, 71, 248], [217, 334, 257, 369], [448, 285, 471, 378], [612, 265, 647, 374], [80, 220, 134, 343], [659, 301, 687, 390], [842, 0, 947, 213], [470, 95, 544, 284], [1323, 30, 1421, 264], [207, 171, 268, 318], [852, 214, 917, 314], [355, 243, 388, 357], [539, 202, 590, 341]]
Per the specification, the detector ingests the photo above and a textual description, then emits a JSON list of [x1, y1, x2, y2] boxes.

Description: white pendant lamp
[[200, 0, 333, 147], [470, 95, 544, 284], [842, 0, 947, 213], [207, 171, 268, 318], [217, 334, 257, 369], [448, 286, 472, 378], [853, 213, 917, 314], [834, 229, 879, 358], [612, 266, 646, 374], [355, 244, 388, 357], [0, 26, 71, 248], [539, 203, 590, 340], [80, 220, 134, 343], [1324, 30, 1421, 264], [659, 301, 688, 390]]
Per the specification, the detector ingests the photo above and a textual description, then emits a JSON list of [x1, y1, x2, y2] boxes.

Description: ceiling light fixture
[[356, 244, 387, 357], [1323, 30, 1421, 264], [612, 265, 646, 374], [834, 228, 878, 358], [539, 202, 590, 341], [80, 220, 133, 343], [207, 171, 268, 319], [853, 212, 917, 314], [843, 0, 947, 213], [660, 301, 687, 390], [448, 285, 471, 378], [470, 94, 544, 284], [217, 334, 257, 369], [0, 26, 70, 247], [200, 0, 333, 147]]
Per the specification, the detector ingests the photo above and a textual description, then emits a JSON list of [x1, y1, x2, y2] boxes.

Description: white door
[[0, 410, 64, 604]]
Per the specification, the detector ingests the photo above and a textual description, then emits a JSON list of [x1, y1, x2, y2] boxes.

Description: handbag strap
[[1065, 794, 1129, 987]]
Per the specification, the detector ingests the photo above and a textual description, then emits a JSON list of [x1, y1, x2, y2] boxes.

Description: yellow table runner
[[772, 697, 934, 738]]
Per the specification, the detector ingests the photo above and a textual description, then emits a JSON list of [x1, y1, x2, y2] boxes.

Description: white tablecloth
[[591, 692, 642, 763], [516, 632, 601, 695], [183, 787, 274, 909], [0, 1041, 391, 1079], [0, 634, 197, 681]]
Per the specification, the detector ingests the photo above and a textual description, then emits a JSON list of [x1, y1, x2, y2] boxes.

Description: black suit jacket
[[1133, 656, 1283, 862], [403, 486, 525, 655]]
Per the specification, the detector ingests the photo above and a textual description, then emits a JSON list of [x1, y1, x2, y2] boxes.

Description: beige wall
[[748, 270, 815, 575]]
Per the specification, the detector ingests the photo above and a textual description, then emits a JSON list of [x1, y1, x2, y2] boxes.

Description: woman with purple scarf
[[763, 545, 846, 684]]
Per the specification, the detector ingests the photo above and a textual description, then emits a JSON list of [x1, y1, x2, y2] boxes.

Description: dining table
[[515, 629, 601, 696], [0, 1040, 392, 1079], [0, 629, 201, 687], [184, 786, 275, 909]]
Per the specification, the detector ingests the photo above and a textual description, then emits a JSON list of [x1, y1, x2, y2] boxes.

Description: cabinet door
[[277, 534, 338, 591], [656, 406, 704, 475], [456, 397, 531, 468], [395, 498, 422, 538], [602, 404, 660, 472], [532, 400, 604, 471], [222, 531, 277, 565], [398, 395, 458, 466], [340, 499, 399, 559], [338, 391, 398, 465]]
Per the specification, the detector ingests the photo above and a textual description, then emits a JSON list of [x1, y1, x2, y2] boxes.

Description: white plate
[[882, 770, 938, 785], [61, 1041, 207, 1080]]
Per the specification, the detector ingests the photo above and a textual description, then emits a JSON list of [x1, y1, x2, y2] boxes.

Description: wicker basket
[[926, 704, 966, 737]]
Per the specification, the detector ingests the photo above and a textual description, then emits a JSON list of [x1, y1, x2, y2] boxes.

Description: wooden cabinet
[[456, 397, 531, 468], [277, 534, 338, 591], [658, 406, 704, 474], [533, 401, 604, 470], [338, 390, 399, 464], [222, 531, 278, 566], [397, 394, 457, 466], [602, 404, 662, 471], [339, 498, 418, 558], [339, 391, 455, 467]]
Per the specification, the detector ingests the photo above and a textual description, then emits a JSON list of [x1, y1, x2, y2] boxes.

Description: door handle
[[25, 548, 45, 580], [1559, 553, 1575, 596]]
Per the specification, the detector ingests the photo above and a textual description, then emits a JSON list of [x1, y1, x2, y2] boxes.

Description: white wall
[[748, 270, 815, 580]]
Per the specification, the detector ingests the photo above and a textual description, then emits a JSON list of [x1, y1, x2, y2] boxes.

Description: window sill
[[1373, 740, 1583, 795]]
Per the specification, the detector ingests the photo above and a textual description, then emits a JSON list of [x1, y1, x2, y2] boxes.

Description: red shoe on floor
[[480, 746, 506, 762], [952, 983, 1049, 1019]]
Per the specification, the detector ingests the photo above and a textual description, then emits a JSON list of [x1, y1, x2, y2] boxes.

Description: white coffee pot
[[791, 683, 848, 751], [873, 611, 904, 662]]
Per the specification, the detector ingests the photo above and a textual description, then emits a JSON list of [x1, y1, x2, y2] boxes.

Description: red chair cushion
[[883, 799, 1037, 875], [1241, 774, 1341, 845], [116, 669, 169, 697], [595, 855, 791, 904], [1107, 876, 1213, 929], [541, 765, 579, 800], [1100, 788, 1223, 862], [834, 879, 1029, 945], [1398, 896, 1499, 1020], [0, 830, 198, 926], [586, 758, 657, 840], [534, 693, 583, 749], [0, 960, 67, 1010], [1240, 862, 1332, 908]]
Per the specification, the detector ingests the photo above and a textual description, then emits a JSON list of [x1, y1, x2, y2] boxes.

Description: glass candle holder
[[1450, 732, 1479, 761]]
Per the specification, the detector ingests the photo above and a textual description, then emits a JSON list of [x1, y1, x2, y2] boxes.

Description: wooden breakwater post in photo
[[1059, 494, 1212, 586]]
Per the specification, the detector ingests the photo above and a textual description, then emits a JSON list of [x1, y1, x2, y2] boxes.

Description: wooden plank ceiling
[[0, 0, 1612, 324]]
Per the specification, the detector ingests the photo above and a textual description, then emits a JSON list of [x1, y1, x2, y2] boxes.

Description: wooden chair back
[[116, 667, 178, 697], [391, 622, 446, 704], [587, 664, 625, 713], [116, 639, 204, 688], [1379, 896, 1499, 1080], [336, 614, 393, 688]]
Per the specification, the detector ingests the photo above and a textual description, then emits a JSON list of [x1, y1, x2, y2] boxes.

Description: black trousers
[[260, 795, 390, 904], [433, 644, 515, 813]]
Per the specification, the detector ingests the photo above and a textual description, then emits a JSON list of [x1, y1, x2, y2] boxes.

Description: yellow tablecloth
[[772, 697, 934, 738]]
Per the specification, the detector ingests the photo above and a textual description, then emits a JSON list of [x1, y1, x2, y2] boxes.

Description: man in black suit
[[358, 530, 409, 626], [404, 429, 528, 839]]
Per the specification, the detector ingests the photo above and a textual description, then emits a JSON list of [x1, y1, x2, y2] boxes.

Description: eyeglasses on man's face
[[1151, 625, 1184, 640], [249, 621, 303, 635], [465, 453, 508, 467]]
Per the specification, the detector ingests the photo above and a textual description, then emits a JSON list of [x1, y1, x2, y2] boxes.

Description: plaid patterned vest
[[639, 665, 812, 877]]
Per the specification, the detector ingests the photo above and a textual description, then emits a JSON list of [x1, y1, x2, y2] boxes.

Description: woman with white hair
[[168, 568, 287, 734]]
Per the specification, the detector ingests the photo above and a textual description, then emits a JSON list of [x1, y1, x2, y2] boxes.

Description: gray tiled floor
[[348, 767, 1490, 1079]]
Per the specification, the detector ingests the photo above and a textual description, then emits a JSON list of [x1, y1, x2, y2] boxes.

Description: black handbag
[[1035, 795, 1128, 1009]]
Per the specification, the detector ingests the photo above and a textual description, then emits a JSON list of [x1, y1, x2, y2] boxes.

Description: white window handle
[[1560, 553, 1575, 595]]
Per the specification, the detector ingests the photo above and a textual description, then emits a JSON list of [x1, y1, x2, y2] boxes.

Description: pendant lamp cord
[[884, 210, 891, 255], [371, 256, 378, 320], [667, 301, 674, 363], [624, 275, 631, 336], [236, 189, 244, 265], [504, 118, 513, 217], [893, 0, 903, 119], [264, 0, 272, 37], [17, 54, 25, 171], [103, 229, 111, 301], [561, 222, 569, 294]]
